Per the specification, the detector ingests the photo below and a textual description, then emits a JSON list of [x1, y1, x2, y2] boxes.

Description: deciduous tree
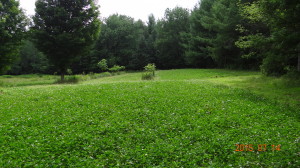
[[156, 7, 190, 69], [0, 0, 27, 74]]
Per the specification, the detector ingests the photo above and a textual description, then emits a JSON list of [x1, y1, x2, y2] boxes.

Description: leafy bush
[[78, 72, 112, 81], [144, 63, 156, 76], [109, 65, 125, 73], [97, 59, 108, 72], [141, 72, 154, 80], [260, 53, 288, 76], [282, 70, 300, 87], [2, 75, 13, 78], [98, 72, 112, 78], [142, 63, 156, 80], [88, 72, 96, 79], [55, 75, 79, 84], [67, 69, 73, 75]]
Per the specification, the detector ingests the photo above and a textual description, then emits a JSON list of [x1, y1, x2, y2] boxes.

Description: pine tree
[[33, 0, 101, 80]]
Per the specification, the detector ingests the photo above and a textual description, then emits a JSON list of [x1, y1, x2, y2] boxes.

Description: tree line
[[1, 0, 299, 79]]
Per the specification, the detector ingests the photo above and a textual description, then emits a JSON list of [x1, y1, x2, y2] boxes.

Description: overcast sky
[[19, 0, 199, 22]]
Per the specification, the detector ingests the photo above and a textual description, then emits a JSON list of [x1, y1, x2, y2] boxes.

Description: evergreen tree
[[33, 0, 101, 80], [184, 0, 216, 68]]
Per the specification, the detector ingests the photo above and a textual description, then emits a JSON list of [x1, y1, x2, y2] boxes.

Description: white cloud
[[19, 0, 199, 21]]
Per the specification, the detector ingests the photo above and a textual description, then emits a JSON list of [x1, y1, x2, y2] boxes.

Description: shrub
[[97, 59, 108, 72], [142, 63, 156, 80], [98, 72, 112, 78], [260, 53, 288, 76], [88, 72, 97, 79], [84, 72, 112, 80], [109, 65, 125, 73], [282, 69, 300, 87], [144, 63, 156, 76], [55, 75, 79, 84], [141, 72, 154, 80], [2, 75, 13, 78], [67, 69, 73, 75]]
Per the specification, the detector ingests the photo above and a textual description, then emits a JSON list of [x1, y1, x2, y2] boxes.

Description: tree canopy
[[1, 0, 299, 77], [0, 0, 27, 74], [156, 7, 190, 69], [32, 0, 101, 80], [236, 0, 300, 75]]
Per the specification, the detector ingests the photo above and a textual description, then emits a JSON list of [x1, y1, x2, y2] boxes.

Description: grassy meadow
[[0, 69, 299, 167]]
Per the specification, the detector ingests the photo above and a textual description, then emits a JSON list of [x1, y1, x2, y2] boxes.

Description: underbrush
[[0, 74, 57, 87], [81, 72, 112, 80], [282, 70, 300, 87], [142, 72, 154, 80], [55, 75, 80, 84], [0, 72, 120, 87]]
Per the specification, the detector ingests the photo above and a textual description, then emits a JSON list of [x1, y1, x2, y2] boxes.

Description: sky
[[19, 0, 199, 22]]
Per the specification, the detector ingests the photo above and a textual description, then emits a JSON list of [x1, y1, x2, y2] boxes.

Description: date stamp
[[235, 144, 281, 152]]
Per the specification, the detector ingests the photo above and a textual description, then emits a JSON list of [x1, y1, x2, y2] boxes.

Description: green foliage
[[66, 69, 72, 75], [91, 14, 158, 71], [109, 65, 125, 73], [204, 0, 243, 68], [93, 15, 140, 70], [0, 69, 299, 167], [32, 0, 101, 80], [97, 59, 108, 71], [0, 74, 58, 87], [237, 0, 300, 75], [144, 63, 156, 76], [55, 75, 79, 84], [0, 72, 119, 87], [141, 63, 156, 80], [141, 72, 154, 80], [1, 0, 297, 78], [8, 40, 50, 75], [184, 0, 216, 68], [156, 7, 190, 69], [0, 0, 27, 74]]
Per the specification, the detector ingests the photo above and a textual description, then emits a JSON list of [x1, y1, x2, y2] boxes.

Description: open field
[[0, 69, 299, 167]]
